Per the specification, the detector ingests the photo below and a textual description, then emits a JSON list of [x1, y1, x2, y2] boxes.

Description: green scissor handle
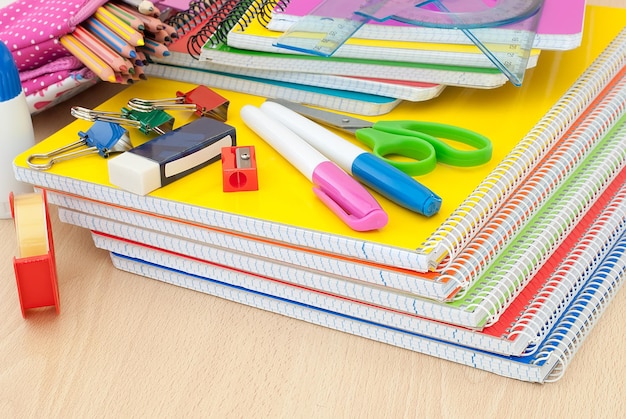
[[354, 120, 493, 176]]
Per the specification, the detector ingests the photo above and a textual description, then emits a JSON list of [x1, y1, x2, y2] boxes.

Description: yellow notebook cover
[[13, 5, 626, 288]]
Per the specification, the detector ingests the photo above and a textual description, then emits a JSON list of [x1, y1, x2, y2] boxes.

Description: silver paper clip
[[71, 106, 174, 135], [27, 121, 133, 170], [126, 85, 229, 122]]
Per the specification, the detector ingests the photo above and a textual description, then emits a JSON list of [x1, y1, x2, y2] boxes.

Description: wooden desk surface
[[2, 2, 625, 417]]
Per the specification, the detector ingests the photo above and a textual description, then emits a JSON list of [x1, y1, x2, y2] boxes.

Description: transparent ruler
[[274, 0, 545, 86]]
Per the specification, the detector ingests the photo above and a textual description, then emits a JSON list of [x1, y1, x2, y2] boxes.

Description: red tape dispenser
[[222, 146, 258, 192], [127, 85, 230, 122], [10, 190, 60, 317]]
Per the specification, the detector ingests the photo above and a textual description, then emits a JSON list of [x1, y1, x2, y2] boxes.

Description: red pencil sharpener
[[221, 146, 258, 192]]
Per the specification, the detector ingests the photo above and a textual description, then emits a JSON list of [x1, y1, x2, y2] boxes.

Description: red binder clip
[[221, 146, 258, 192], [10, 191, 60, 317], [178, 85, 229, 121], [127, 85, 230, 122]]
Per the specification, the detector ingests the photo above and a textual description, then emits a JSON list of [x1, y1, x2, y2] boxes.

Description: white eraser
[[108, 152, 161, 195], [107, 118, 236, 195]]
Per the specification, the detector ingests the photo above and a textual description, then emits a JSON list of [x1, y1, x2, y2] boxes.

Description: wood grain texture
[[1, 1, 625, 417]]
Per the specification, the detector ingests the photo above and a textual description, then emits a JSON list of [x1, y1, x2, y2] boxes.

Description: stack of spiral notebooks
[[143, 0, 586, 115], [12, 5, 626, 383]]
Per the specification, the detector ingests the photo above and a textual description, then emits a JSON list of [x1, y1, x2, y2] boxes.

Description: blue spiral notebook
[[101, 223, 626, 383]]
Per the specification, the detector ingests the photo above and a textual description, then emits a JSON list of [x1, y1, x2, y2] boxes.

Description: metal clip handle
[[71, 106, 173, 135], [71, 106, 143, 129], [27, 121, 133, 170], [127, 86, 230, 121], [127, 97, 197, 113], [27, 140, 100, 170]]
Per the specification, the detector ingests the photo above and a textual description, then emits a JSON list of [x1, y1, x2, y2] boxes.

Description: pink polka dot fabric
[[0, 0, 107, 72], [0, 0, 106, 113]]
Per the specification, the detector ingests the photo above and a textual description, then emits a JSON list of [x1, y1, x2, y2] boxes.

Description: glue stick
[[0, 41, 36, 219]]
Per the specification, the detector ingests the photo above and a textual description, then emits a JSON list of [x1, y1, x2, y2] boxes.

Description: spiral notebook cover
[[165, 0, 233, 55]]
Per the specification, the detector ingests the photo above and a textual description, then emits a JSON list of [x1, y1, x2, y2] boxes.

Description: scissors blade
[[266, 99, 374, 134]]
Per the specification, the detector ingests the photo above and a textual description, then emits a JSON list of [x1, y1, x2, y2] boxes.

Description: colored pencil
[[115, 72, 135, 84], [131, 64, 147, 81], [83, 17, 138, 60], [140, 38, 170, 58], [135, 50, 149, 66], [94, 6, 145, 47], [73, 26, 131, 74], [123, 57, 136, 74], [119, 0, 160, 17], [115, 3, 164, 33], [161, 23, 179, 39], [60, 34, 116, 83], [144, 29, 171, 44], [103, 2, 145, 31]]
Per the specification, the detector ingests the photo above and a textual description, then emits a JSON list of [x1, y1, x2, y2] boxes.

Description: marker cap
[[312, 161, 388, 231], [352, 153, 442, 217]]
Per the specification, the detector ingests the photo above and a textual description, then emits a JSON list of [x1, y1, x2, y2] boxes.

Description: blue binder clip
[[27, 121, 133, 170]]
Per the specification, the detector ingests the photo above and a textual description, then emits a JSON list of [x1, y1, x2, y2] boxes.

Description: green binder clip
[[71, 106, 175, 135]]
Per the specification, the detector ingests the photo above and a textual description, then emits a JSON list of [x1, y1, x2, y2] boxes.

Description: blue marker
[[260, 101, 442, 216]]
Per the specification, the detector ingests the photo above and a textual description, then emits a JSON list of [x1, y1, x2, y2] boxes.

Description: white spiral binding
[[419, 29, 626, 270], [454, 120, 626, 323], [530, 236, 626, 382], [432, 66, 626, 298], [507, 185, 626, 355]]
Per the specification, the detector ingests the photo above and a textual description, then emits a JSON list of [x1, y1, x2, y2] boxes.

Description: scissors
[[271, 99, 493, 176]]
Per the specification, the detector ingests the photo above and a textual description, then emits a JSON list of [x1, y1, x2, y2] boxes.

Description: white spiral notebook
[[56, 166, 626, 358]]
